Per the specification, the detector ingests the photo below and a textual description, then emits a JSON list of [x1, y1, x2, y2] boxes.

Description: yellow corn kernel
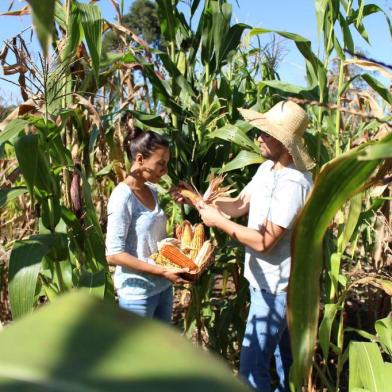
[[190, 223, 205, 260], [181, 220, 193, 250], [160, 243, 198, 270]]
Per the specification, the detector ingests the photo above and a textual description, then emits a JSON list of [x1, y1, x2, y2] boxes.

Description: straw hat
[[239, 101, 315, 171]]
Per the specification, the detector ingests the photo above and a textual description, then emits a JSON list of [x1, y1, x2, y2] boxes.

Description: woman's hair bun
[[128, 126, 144, 141]]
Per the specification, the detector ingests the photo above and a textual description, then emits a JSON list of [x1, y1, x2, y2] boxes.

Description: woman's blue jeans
[[239, 286, 292, 392], [118, 286, 173, 323]]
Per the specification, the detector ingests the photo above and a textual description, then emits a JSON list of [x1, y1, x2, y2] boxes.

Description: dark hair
[[124, 127, 169, 160]]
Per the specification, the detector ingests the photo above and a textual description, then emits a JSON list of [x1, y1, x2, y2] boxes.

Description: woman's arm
[[106, 253, 189, 284]]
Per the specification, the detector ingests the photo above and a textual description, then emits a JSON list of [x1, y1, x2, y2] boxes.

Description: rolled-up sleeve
[[105, 190, 132, 256]]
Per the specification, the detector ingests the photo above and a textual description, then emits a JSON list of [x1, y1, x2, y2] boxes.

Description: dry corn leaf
[[344, 59, 392, 80]]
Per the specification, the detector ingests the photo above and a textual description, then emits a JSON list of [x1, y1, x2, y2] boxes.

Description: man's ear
[[135, 152, 144, 166]]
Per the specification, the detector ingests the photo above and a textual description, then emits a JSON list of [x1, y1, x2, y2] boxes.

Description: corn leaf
[[26, 0, 55, 57], [14, 134, 39, 195], [358, 142, 392, 160], [78, 2, 102, 83], [221, 150, 263, 173], [318, 303, 340, 361], [0, 119, 28, 147], [288, 133, 392, 387], [349, 342, 389, 392], [315, 0, 329, 39], [0, 187, 28, 208], [361, 74, 392, 105], [8, 238, 52, 319], [209, 122, 259, 153], [0, 291, 249, 391], [375, 317, 392, 357]]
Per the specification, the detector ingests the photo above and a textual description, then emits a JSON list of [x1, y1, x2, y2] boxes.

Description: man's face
[[256, 131, 286, 161]]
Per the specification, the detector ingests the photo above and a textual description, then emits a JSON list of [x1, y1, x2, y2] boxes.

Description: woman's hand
[[161, 267, 191, 284], [170, 181, 197, 205], [197, 203, 225, 227]]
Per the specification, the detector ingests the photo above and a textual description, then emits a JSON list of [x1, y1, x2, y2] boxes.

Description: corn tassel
[[190, 223, 205, 260], [160, 243, 198, 270]]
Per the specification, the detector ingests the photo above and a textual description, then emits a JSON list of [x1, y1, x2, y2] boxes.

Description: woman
[[105, 127, 189, 322]]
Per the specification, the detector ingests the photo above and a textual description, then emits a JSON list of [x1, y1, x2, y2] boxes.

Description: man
[[198, 101, 314, 392]]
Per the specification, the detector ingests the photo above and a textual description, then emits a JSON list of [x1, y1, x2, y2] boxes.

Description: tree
[[103, 0, 163, 52]]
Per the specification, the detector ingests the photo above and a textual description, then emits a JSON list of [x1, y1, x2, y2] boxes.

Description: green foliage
[[0, 291, 249, 392], [103, 0, 163, 51]]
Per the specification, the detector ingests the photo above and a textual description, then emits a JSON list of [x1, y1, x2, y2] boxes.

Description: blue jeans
[[118, 286, 173, 323], [240, 287, 292, 392]]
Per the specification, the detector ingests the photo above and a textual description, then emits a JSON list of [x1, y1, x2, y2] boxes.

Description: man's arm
[[212, 193, 250, 218], [199, 204, 285, 253]]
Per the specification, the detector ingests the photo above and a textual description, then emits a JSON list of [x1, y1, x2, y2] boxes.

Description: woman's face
[[138, 146, 170, 183]]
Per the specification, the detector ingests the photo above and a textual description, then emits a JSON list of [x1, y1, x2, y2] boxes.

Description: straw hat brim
[[238, 108, 315, 171]]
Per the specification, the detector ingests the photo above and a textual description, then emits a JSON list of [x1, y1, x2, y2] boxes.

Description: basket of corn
[[150, 221, 214, 281]]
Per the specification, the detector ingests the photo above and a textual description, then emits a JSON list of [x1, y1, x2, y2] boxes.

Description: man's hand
[[198, 203, 225, 227]]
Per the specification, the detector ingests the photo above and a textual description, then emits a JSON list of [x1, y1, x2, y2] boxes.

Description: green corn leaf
[[338, 193, 363, 252], [14, 134, 39, 195], [258, 80, 319, 100], [220, 150, 263, 173], [26, 0, 55, 57], [288, 133, 392, 387], [318, 303, 340, 361], [78, 2, 103, 83], [361, 74, 392, 105], [375, 317, 392, 357], [8, 238, 52, 319], [62, 3, 83, 61], [358, 142, 392, 160], [315, 0, 329, 39], [0, 187, 28, 208], [156, 0, 178, 43], [209, 122, 259, 153], [349, 342, 388, 392], [0, 291, 249, 391], [0, 119, 28, 147]]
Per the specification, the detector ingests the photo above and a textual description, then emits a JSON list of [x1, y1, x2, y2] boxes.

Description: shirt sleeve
[[268, 180, 309, 229], [105, 189, 132, 256]]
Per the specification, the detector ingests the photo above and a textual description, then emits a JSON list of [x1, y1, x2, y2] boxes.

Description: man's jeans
[[118, 286, 173, 323], [240, 287, 292, 392]]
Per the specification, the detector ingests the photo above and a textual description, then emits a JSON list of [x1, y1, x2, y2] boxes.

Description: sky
[[0, 0, 391, 105]]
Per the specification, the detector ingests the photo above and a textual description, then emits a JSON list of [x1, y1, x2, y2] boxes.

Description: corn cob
[[151, 252, 178, 268], [181, 220, 193, 250], [190, 223, 205, 260], [179, 189, 202, 205], [194, 240, 214, 267], [160, 243, 198, 270]]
